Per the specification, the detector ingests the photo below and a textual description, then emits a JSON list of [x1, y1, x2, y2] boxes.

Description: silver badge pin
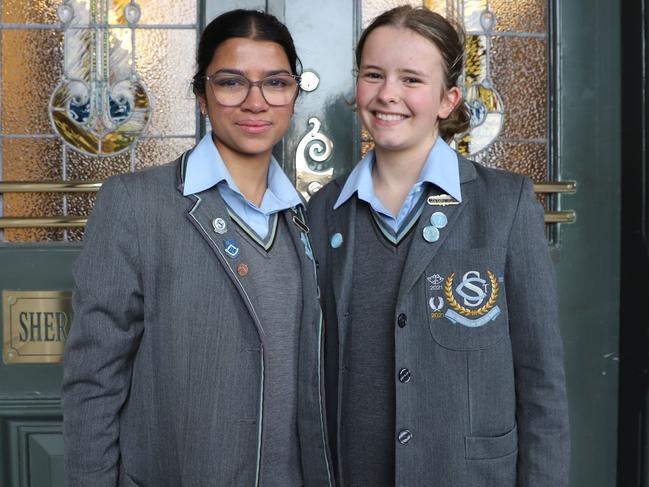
[[213, 217, 227, 234], [427, 194, 459, 206], [430, 211, 448, 229], [422, 225, 440, 243], [330, 232, 343, 249]]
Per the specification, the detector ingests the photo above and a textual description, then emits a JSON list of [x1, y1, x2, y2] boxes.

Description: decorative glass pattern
[[361, 0, 549, 185], [1, 0, 198, 242], [49, 0, 152, 156]]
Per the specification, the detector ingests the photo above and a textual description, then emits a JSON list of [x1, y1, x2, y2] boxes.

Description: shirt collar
[[183, 133, 303, 211], [333, 137, 462, 209]]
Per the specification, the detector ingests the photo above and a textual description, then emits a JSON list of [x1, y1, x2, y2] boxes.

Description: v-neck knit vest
[[341, 201, 416, 487], [233, 211, 304, 486]]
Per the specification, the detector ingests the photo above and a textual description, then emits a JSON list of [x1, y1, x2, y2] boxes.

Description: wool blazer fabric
[[62, 152, 334, 487], [307, 155, 570, 487]]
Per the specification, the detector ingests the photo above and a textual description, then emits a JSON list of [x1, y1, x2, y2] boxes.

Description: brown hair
[[356, 6, 470, 141]]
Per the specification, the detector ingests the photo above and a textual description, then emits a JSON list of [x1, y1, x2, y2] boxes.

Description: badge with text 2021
[[2, 290, 73, 364]]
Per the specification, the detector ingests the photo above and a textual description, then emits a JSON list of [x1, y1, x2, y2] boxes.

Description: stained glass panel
[[0, 0, 199, 242]]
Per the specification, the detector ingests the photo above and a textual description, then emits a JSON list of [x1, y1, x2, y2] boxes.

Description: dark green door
[[0, 1, 623, 486]]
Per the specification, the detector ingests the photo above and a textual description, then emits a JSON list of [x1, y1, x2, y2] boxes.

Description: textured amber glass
[[66, 149, 132, 181], [491, 36, 547, 140], [111, 0, 197, 24], [1, 0, 60, 24], [1, 30, 64, 134], [135, 29, 197, 136], [135, 137, 196, 170]]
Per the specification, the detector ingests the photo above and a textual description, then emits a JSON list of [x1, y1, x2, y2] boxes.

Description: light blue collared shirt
[[183, 133, 303, 239], [334, 137, 462, 231]]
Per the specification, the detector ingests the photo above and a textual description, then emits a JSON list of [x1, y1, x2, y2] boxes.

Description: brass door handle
[[533, 180, 576, 224]]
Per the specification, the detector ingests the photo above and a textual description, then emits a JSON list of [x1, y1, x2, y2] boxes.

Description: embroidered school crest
[[443, 271, 501, 328]]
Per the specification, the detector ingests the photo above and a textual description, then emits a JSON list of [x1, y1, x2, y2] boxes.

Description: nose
[[240, 84, 268, 112], [376, 77, 400, 104]]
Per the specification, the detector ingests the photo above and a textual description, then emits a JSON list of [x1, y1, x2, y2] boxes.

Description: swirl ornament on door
[[49, 0, 152, 156], [295, 117, 334, 199]]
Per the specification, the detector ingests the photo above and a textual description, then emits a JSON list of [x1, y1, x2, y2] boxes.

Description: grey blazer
[[307, 156, 570, 487], [62, 152, 334, 487]]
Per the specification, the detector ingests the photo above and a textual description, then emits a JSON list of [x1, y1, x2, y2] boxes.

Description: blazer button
[[397, 313, 407, 328], [398, 368, 411, 383], [398, 429, 412, 445]]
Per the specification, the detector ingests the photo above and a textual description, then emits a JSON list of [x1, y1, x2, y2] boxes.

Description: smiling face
[[198, 37, 295, 164], [356, 26, 460, 157]]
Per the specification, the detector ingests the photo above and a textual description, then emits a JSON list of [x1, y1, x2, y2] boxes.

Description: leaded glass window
[[0, 0, 199, 242]]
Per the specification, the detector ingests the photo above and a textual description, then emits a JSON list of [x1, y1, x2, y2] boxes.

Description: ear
[[438, 86, 462, 120], [197, 94, 208, 116]]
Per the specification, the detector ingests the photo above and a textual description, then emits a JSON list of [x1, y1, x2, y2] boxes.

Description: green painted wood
[[0, 400, 62, 487], [29, 434, 65, 487], [553, 0, 621, 485]]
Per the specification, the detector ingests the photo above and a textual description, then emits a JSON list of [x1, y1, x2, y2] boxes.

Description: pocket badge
[[443, 270, 501, 328]]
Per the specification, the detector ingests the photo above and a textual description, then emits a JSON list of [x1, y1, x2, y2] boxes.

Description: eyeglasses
[[204, 73, 301, 107]]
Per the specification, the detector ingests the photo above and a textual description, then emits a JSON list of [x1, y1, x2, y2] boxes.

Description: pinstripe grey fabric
[[62, 153, 334, 487], [308, 156, 570, 487]]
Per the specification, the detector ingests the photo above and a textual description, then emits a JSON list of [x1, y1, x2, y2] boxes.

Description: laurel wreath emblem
[[444, 271, 499, 317]]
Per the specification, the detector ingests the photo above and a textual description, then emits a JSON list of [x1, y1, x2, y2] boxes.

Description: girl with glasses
[[63, 9, 333, 487], [308, 6, 569, 486]]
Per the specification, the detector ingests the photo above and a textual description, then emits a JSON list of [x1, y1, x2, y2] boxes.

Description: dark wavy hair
[[192, 9, 302, 99], [356, 6, 470, 141]]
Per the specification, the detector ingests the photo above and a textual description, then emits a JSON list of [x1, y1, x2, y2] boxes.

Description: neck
[[213, 137, 271, 208], [372, 138, 437, 216]]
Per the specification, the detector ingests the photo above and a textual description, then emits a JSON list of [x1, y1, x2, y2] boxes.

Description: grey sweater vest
[[234, 212, 304, 486], [341, 202, 415, 487]]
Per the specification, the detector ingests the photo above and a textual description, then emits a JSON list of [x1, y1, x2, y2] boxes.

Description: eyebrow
[[360, 64, 428, 77], [211, 68, 293, 77]]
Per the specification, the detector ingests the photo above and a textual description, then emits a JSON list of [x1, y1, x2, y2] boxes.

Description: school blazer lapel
[[328, 188, 358, 342], [283, 207, 319, 326], [177, 156, 266, 338], [397, 157, 477, 304]]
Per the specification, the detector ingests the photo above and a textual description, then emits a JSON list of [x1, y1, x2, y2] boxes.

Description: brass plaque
[[2, 290, 73, 364]]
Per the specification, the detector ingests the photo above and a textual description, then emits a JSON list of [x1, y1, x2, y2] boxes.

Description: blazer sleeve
[[62, 175, 145, 487], [505, 177, 570, 486]]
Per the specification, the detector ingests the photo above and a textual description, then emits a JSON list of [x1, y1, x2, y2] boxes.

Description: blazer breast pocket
[[425, 247, 509, 350]]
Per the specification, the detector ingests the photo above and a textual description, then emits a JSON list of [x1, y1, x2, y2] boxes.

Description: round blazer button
[[399, 368, 411, 383], [398, 429, 412, 445], [397, 313, 407, 328]]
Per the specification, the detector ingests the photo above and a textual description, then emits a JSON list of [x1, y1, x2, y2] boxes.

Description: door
[[0, 1, 622, 486]]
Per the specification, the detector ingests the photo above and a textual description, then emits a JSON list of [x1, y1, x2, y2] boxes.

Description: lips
[[235, 120, 272, 134]]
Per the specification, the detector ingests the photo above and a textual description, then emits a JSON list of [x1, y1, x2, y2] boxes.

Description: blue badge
[[223, 239, 240, 258], [430, 211, 448, 229], [422, 225, 440, 243], [330, 232, 343, 249]]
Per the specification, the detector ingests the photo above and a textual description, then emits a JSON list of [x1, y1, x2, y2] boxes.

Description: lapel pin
[[330, 232, 343, 249], [427, 194, 459, 206], [423, 225, 440, 243], [237, 262, 249, 277], [223, 239, 240, 258], [212, 217, 227, 234], [430, 211, 448, 229]]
